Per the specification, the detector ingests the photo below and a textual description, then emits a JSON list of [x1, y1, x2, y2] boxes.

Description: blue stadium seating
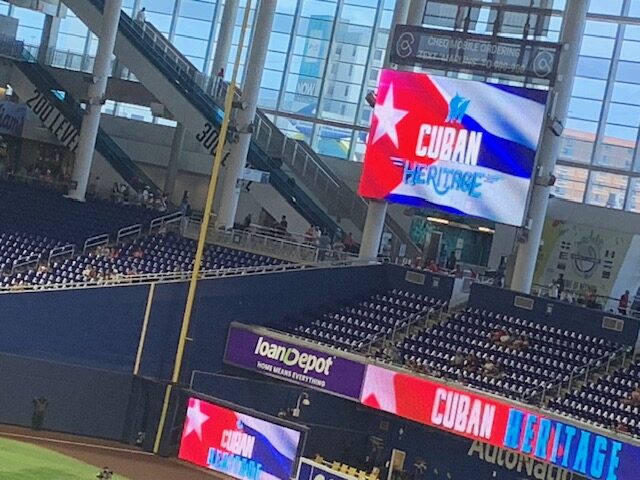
[[282, 289, 446, 350], [398, 307, 621, 401]]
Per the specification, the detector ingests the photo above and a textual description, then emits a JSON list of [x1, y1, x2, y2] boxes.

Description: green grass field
[[0, 437, 130, 480]]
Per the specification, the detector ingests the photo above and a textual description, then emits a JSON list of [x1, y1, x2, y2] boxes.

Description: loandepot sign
[[390, 25, 560, 84]]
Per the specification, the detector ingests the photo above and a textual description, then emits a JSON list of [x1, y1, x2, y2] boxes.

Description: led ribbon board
[[360, 365, 640, 480], [358, 69, 548, 226], [178, 397, 302, 480]]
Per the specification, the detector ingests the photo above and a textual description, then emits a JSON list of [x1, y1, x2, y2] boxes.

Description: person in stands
[[555, 273, 565, 295], [135, 7, 146, 23], [619, 290, 630, 316], [342, 232, 354, 252]]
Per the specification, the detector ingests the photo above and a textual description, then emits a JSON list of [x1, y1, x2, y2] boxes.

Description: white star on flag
[[183, 399, 209, 440], [372, 83, 408, 148]]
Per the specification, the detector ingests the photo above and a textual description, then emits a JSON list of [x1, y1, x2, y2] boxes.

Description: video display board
[[358, 69, 548, 226], [178, 397, 302, 480], [360, 365, 640, 480]]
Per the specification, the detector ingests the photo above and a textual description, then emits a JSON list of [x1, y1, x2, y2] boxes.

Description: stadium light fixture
[[426, 216, 450, 225]]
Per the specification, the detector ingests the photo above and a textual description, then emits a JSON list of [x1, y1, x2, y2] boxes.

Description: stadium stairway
[[3, 41, 162, 195], [61, 0, 419, 253]]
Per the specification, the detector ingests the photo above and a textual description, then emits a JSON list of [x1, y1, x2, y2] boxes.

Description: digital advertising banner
[[223, 323, 366, 401], [178, 397, 302, 480], [360, 365, 640, 480], [358, 69, 548, 226]]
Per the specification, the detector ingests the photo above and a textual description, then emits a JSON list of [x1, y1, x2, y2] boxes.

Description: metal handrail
[[149, 211, 183, 233], [10, 253, 41, 275], [0, 258, 375, 294], [526, 346, 632, 406], [356, 302, 448, 354], [83, 234, 109, 254], [48, 244, 75, 264], [116, 223, 142, 243]]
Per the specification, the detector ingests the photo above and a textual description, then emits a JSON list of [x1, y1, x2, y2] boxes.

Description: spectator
[[548, 280, 559, 299], [111, 182, 121, 203], [343, 232, 354, 251], [304, 224, 317, 244], [619, 290, 630, 316], [451, 351, 465, 367], [446, 250, 457, 271], [274, 215, 288, 237], [215, 68, 225, 97], [88, 175, 100, 200], [380, 239, 392, 258], [241, 213, 252, 230], [135, 6, 146, 23], [555, 273, 565, 295], [156, 193, 168, 212], [180, 190, 191, 234]]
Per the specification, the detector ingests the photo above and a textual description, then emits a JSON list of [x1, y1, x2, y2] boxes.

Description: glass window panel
[[571, 77, 606, 100], [273, 13, 294, 33], [620, 40, 640, 62], [629, 0, 640, 17], [334, 22, 372, 47], [611, 82, 640, 105], [300, 0, 337, 18], [257, 88, 280, 110], [340, 4, 376, 27], [559, 135, 593, 164], [552, 165, 588, 203], [566, 118, 598, 134], [567, 97, 602, 122], [616, 62, 640, 84], [277, 0, 298, 16], [576, 56, 610, 80], [588, 0, 622, 15], [274, 115, 313, 144], [179, 0, 215, 20], [580, 35, 615, 59], [288, 54, 326, 78], [269, 31, 293, 53], [594, 143, 634, 171], [174, 17, 212, 39], [606, 103, 640, 128], [173, 35, 208, 63], [625, 25, 640, 41], [265, 50, 287, 71], [140, 0, 175, 15], [584, 21, 618, 38], [297, 17, 333, 40], [292, 35, 330, 59], [261, 69, 284, 90], [280, 91, 319, 115], [586, 171, 628, 209], [313, 125, 352, 159], [604, 124, 638, 142], [625, 178, 640, 212], [144, 13, 172, 33]]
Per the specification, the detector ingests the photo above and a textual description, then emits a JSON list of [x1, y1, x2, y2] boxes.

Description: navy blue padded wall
[[0, 353, 133, 441], [0, 285, 148, 371], [188, 264, 386, 373], [469, 283, 640, 347], [382, 264, 455, 301]]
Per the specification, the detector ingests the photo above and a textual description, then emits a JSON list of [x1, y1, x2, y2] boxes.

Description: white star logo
[[371, 83, 408, 148], [183, 399, 209, 440]]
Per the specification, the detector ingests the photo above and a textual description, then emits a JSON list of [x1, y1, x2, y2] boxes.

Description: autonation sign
[[223, 323, 366, 400]]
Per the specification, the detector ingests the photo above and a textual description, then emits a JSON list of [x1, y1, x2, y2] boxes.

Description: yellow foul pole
[[153, 0, 254, 454]]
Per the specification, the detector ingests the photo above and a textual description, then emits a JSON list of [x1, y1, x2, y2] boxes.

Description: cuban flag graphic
[[358, 69, 548, 226], [178, 398, 301, 480]]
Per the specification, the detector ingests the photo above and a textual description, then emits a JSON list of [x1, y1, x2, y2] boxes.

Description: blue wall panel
[[0, 353, 133, 441], [0, 285, 149, 371], [469, 283, 640, 346]]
